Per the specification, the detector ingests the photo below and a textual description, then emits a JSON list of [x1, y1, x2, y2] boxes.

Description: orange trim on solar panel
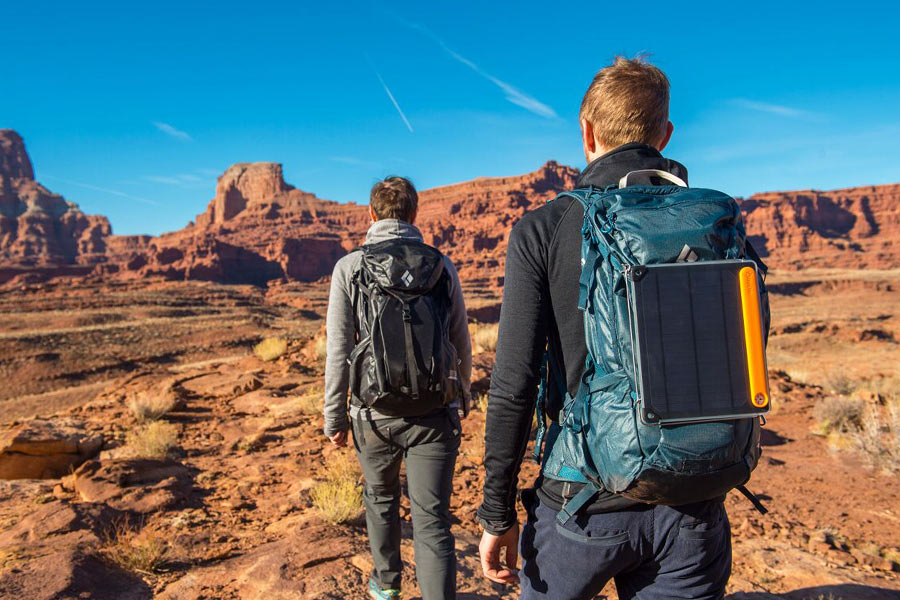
[[739, 266, 769, 408]]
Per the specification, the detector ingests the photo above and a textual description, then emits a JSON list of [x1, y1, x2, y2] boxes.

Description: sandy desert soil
[[0, 270, 898, 599]]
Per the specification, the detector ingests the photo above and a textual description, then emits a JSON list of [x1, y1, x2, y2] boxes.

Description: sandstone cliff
[[0, 130, 111, 267], [2, 128, 898, 287]]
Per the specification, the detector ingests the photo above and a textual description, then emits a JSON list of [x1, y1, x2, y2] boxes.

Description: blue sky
[[3, 1, 899, 236]]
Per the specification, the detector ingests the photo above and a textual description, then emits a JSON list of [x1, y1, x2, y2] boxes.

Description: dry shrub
[[470, 322, 499, 354], [104, 520, 170, 574], [475, 392, 489, 413], [851, 401, 900, 473], [313, 331, 328, 362], [126, 421, 178, 459], [311, 452, 363, 524], [822, 372, 858, 396], [813, 396, 864, 436], [296, 387, 322, 415], [254, 337, 288, 362], [127, 391, 176, 424]]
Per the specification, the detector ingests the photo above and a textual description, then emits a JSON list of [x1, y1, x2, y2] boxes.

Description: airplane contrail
[[369, 61, 415, 133]]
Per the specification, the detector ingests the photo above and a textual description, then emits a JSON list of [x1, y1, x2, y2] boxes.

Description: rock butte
[[1, 128, 898, 289]]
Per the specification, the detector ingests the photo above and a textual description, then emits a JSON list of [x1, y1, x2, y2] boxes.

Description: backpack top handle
[[618, 169, 687, 189]]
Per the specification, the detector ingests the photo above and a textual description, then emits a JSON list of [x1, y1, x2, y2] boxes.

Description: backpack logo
[[401, 270, 414, 287], [676, 244, 699, 263]]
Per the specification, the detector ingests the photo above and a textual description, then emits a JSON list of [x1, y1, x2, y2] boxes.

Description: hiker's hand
[[329, 430, 348, 448], [479, 523, 519, 584]]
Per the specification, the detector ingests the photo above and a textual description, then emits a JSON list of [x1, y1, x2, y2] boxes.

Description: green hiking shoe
[[368, 578, 401, 599]]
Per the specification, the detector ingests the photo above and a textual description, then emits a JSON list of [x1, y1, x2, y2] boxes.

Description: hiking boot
[[368, 578, 401, 599]]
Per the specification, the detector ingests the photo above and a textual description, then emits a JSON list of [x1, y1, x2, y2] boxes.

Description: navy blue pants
[[519, 489, 731, 600]]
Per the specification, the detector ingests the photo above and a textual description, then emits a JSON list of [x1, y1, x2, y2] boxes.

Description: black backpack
[[348, 238, 461, 417]]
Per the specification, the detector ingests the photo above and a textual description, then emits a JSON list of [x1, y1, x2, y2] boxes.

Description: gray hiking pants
[[351, 409, 461, 600]]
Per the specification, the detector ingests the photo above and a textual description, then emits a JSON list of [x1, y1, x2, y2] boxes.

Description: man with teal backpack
[[477, 56, 770, 599]]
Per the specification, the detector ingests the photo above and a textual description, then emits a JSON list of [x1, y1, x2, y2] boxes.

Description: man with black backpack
[[324, 176, 472, 600], [478, 57, 770, 599]]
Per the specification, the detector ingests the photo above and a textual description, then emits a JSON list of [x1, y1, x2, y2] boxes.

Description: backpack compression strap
[[556, 481, 600, 525], [400, 301, 420, 400]]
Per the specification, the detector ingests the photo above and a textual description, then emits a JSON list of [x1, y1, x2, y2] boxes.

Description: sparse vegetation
[[851, 401, 900, 473], [474, 392, 489, 413], [254, 337, 288, 362], [104, 520, 170, 574], [127, 391, 177, 423], [813, 396, 864, 436], [822, 372, 858, 396], [126, 421, 179, 459], [296, 387, 322, 415], [313, 331, 327, 362], [311, 452, 363, 524], [470, 322, 499, 354]]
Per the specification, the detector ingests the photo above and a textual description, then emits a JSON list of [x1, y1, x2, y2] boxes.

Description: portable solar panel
[[625, 259, 770, 425]]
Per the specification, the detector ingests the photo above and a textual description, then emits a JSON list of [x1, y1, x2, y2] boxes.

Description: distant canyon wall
[[1, 128, 897, 288]]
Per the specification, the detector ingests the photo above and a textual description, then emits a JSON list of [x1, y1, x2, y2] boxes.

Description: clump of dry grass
[[311, 452, 363, 524], [254, 337, 288, 362], [813, 396, 864, 436], [104, 520, 170, 574], [313, 331, 328, 362], [126, 421, 179, 459], [851, 401, 900, 473], [127, 391, 177, 424], [295, 387, 322, 415], [470, 322, 499, 354], [822, 372, 858, 396], [474, 392, 489, 413]]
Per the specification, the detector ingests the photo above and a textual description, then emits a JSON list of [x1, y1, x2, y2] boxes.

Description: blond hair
[[580, 56, 670, 150]]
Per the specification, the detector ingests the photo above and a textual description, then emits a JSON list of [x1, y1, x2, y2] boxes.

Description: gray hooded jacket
[[323, 219, 472, 437]]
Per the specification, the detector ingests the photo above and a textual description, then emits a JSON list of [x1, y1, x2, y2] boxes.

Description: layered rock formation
[[0, 130, 111, 267], [741, 184, 900, 269], [2, 127, 898, 287]]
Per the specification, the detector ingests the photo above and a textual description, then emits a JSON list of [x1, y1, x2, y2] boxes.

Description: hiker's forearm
[[445, 259, 473, 398], [478, 222, 548, 529], [323, 259, 356, 436]]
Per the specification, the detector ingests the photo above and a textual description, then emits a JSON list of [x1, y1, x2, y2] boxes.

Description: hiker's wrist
[[476, 514, 517, 536]]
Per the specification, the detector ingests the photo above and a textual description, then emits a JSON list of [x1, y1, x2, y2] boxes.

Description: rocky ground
[[0, 271, 899, 599]]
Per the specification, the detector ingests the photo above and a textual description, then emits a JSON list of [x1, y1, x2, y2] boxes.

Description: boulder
[[69, 458, 192, 513], [0, 418, 103, 479], [0, 547, 152, 600]]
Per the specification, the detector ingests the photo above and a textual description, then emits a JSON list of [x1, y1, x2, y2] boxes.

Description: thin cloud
[[408, 22, 557, 119], [732, 99, 815, 119], [153, 121, 193, 141], [44, 175, 160, 206], [143, 175, 182, 185], [330, 156, 381, 167]]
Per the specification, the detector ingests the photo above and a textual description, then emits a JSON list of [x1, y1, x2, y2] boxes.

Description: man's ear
[[368, 205, 378, 223], [581, 119, 597, 160], [657, 121, 674, 152]]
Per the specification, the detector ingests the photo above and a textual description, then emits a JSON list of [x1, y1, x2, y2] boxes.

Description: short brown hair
[[370, 176, 418, 222], [580, 56, 670, 150]]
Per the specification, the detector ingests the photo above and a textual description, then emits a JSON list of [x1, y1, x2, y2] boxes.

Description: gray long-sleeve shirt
[[323, 219, 472, 437]]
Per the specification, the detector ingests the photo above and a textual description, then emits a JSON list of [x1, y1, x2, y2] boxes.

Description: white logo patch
[[676, 244, 699, 263], [401, 270, 414, 287]]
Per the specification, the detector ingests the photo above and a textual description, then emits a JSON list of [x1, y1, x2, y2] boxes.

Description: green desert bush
[[474, 392, 489, 413], [126, 421, 179, 459], [254, 337, 288, 362], [311, 452, 363, 524]]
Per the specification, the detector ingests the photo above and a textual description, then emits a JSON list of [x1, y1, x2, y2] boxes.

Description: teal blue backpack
[[536, 170, 770, 523]]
